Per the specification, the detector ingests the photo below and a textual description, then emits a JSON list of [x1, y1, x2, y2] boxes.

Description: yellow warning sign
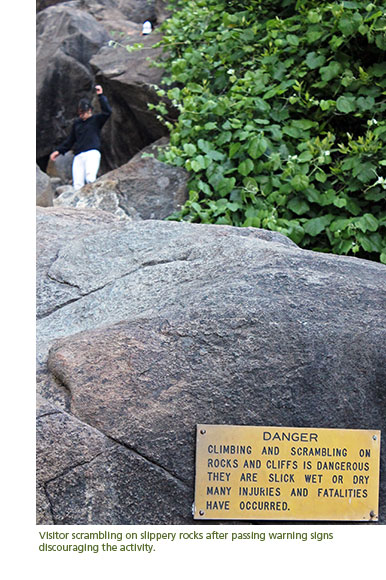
[[194, 425, 380, 521]]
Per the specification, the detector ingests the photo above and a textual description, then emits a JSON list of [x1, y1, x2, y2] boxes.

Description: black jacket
[[57, 94, 112, 156]]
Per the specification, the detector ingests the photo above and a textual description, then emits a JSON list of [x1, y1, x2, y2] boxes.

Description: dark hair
[[78, 98, 92, 113]]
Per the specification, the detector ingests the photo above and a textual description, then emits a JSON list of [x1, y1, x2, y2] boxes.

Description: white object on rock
[[142, 21, 152, 34]]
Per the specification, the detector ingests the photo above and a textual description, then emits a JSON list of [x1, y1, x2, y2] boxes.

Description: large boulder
[[36, 208, 386, 524], [54, 139, 189, 219], [90, 33, 173, 171]]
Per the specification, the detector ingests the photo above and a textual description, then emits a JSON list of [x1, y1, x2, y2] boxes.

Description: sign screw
[[372, 435, 377, 441], [200, 429, 206, 435], [199, 510, 205, 516], [370, 510, 376, 518]]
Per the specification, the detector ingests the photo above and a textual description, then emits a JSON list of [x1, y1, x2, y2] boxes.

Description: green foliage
[[154, 0, 386, 262]]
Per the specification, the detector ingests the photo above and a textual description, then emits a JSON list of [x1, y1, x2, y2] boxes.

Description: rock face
[[36, 5, 110, 160], [90, 32, 173, 172], [101, 139, 189, 218], [155, 0, 172, 22], [37, 394, 190, 525], [36, 165, 54, 207], [54, 139, 189, 219], [37, 0, 172, 170], [36, 208, 386, 524]]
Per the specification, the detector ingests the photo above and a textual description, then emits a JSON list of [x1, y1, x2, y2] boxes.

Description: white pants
[[72, 149, 101, 190]]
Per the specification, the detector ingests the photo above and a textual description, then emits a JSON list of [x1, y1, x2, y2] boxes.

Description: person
[[141, 21, 152, 35], [50, 85, 112, 190]]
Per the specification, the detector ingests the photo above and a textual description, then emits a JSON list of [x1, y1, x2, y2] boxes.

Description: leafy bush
[[153, 0, 386, 262]]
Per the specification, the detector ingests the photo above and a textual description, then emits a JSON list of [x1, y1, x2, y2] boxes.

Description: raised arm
[[95, 85, 112, 125]]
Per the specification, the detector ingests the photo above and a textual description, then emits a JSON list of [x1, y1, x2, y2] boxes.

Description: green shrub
[[154, 0, 386, 262]]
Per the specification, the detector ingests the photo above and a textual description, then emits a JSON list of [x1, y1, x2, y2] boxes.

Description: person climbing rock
[[50, 85, 112, 190]]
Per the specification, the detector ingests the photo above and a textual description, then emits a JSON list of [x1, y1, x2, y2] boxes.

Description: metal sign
[[194, 425, 381, 521]]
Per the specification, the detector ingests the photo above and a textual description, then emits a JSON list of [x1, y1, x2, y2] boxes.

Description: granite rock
[[36, 209, 386, 524], [36, 165, 54, 207]]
